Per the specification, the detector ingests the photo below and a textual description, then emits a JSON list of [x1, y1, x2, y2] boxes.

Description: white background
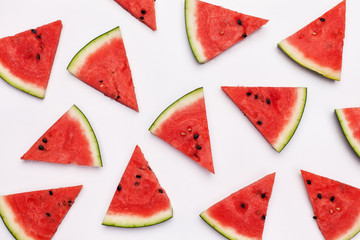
[[0, 0, 360, 239]]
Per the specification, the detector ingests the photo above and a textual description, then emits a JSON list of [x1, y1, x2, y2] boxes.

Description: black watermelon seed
[[306, 180, 311, 185], [330, 196, 335, 202], [38, 145, 44, 150], [242, 34, 247, 38], [68, 201, 72, 206], [31, 29, 37, 34], [317, 193, 322, 199], [196, 145, 202, 150], [141, 10, 146, 14], [36, 35, 41, 39], [237, 19, 242, 25], [266, 99, 270, 104], [313, 216, 317, 219], [158, 189, 164, 193], [134, 182, 140, 186], [46, 212, 51, 217], [257, 121, 262, 125], [320, 18, 325, 22], [246, 92, 251, 96], [254, 95, 258, 99], [194, 134, 199, 139], [140, 16, 144, 20], [36, 54, 41, 60], [262, 215, 266, 220], [136, 175, 141, 179], [42, 138, 48, 143], [261, 193, 266, 198], [117, 185, 121, 191], [116, 95, 120, 99], [99, 80, 103, 83], [240, 203, 245, 208], [49, 190, 53, 195], [148, 166, 152, 171]]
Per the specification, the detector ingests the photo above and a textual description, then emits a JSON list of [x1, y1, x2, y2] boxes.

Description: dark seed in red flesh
[[38, 145, 44, 150], [158, 189, 163, 193], [31, 29, 37, 34], [320, 18, 325, 22], [237, 19, 242, 25], [117, 185, 121, 191]]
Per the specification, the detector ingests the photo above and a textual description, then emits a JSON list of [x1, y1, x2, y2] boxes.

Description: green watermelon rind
[[185, 0, 207, 63], [149, 87, 204, 133], [272, 87, 307, 152], [69, 105, 102, 167], [335, 108, 360, 158], [67, 26, 122, 75], [0, 62, 46, 98], [278, 39, 341, 81], [102, 207, 173, 228]]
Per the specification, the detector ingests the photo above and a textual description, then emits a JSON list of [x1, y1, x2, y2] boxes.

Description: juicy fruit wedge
[[301, 170, 360, 240], [149, 87, 214, 173], [0, 185, 82, 240], [21, 105, 102, 167], [103, 145, 172, 227], [113, 0, 156, 30], [0, 20, 62, 98], [222, 86, 307, 152], [185, 0, 268, 63], [200, 173, 275, 240], [67, 27, 138, 111], [278, 1, 345, 81], [335, 107, 360, 158]]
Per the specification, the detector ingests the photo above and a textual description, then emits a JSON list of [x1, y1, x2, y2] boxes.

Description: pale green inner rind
[[335, 109, 360, 158], [185, 0, 207, 63], [0, 196, 36, 240], [102, 207, 173, 228], [200, 211, 258, 240], [272, 87, 307, 152], [0, 61, 45, 98], [278, 39, 341, 81], [68, 105, 102, 167], [67, 26, 122, 75], [149, 87, 204, 133]]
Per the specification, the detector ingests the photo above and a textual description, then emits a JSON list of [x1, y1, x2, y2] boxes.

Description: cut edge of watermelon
[[0, 62, 45, 98], [185, 0, 207, 63], [278, 39, 341, 81], [149, 87, 204, 133], [338, 215, 360, 240], [67, 26, 121, 75], [335, 108, 360, 157], [272, 87, 307, 152], [200, 210, 254, 240], [69, 105, 102, 167], [102, 207, 173, 228], [0, 197, 31, 240]]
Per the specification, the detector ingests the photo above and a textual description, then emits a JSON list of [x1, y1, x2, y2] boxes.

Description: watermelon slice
[[335, 107, 360, 158], [0, 20, 62, 98], [149, 87, 214, 173], [0, 185, 82, 240], [67, 27, 138, 111], [278, 1, 345, 81], [21, 105, 102, 167], [200, 173, 275, 240], [222, 86, 307, 152], [301, 170, 360, 240], [113, 0, 156, 30], [185, 0, 268, 63], [103, 145, 172, 227]]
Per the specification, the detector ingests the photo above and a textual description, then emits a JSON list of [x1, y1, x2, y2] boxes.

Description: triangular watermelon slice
[[103, 145, 172, 227], [301, 170, 360, 240], [149, 87, 214, 173], [185, 0, 268, 63], [0, 20, 62, 98], [113, 0, 156, 30], [278, 1, 345, 81], [222, 86, 307, 152], [67, 27, 138, 111], [0, 185, 82, 240], [335, 107, 360, 158], [200, 173, 275, 240], [21, 105, 102, 167]]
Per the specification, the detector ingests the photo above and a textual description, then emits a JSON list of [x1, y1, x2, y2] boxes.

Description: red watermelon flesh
[[0, 185, 82, 240], [21, 105, 102, 167], [200, 173, 275, 240], [67, 27, 138, 111], [114, 0, 156, 30], [103, 145, 172, 227], [185, 0, 268, 63], [278, 1, 345, 80], [0, 20, 62, 98], [301, 170, 360, 240], [149, 88, 214, 173], [222, 86, 307, 152]]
